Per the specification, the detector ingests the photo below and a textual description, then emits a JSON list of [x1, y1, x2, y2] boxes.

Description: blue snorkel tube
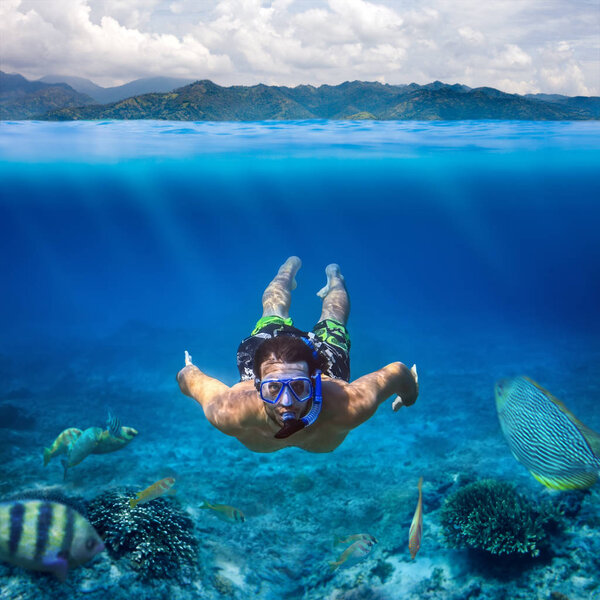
[[274, 338, 323, 439]]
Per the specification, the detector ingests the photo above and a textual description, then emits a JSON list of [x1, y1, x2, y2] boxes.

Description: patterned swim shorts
[[236, 316, 351, 382]]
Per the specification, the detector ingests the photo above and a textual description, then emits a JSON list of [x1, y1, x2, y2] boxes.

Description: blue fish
[[495, 376, 600, 490]]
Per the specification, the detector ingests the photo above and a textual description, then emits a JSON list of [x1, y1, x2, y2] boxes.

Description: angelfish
[[0, 500, 104, 580], [199, 500, 245, 523], [408, 476, 423, 559], [129, 477, 176, 508], [495, 376, 600, 490]]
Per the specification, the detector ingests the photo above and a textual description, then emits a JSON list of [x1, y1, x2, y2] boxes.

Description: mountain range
[[1, 72, 598, 121], [38, 74, 195, 104]]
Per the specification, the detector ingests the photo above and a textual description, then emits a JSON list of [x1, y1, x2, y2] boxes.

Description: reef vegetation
[[439, 479, 563, 557], [86, 488, 198, 581]]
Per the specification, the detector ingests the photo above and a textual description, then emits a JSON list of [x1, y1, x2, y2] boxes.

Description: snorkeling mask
[[254, 336, 323, 439], [258, 377, 313, 404]]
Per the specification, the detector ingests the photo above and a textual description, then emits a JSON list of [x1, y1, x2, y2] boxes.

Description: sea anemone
[[87, 488, 198, 580], [440, 479, 562, 557]]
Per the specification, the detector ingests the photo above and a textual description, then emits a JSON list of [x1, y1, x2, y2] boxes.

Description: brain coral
[[87, 488, 199, 580]]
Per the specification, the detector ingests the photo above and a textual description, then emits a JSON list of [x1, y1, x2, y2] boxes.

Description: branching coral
[[87, 488, 199, 580], [440, 479, 561, 557]]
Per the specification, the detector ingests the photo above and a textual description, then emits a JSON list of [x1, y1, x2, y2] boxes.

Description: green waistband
[[251, 315, 294, 335]]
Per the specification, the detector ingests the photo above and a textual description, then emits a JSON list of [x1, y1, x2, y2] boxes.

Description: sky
[[1, 0, 599, 95]]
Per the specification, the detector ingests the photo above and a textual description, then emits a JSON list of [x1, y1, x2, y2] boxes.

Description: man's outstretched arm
[[176, 351, 260, 435], [341, 362, 419, 429], [177, 351, 230, 408]]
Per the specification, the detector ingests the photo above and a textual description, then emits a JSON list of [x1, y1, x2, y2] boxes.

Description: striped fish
[[106, 412, 122, 439], [329, 535, 376, 571], [93, 426, 138, 454], [495, 376, 600, 490], [0, 500, 104, 580], [129, 477, 176, 508], [408, 476, 423, 559], [43, 428, 82, 466], [199, 500, 245, 523]]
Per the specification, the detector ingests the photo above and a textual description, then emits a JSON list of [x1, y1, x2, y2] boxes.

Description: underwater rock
[[290, 473, 314, 493], [439, 479, 563, 558], [2, 387, 33, 400], [87, 488, 198, 581], [0, 403, 35, 429], [546, 490, 587, 518]]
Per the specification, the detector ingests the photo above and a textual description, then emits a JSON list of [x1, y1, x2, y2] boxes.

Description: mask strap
[[301, 336, 319, 359]]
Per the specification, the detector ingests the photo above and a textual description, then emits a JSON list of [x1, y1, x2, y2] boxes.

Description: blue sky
[[1, 0, 598, 95]]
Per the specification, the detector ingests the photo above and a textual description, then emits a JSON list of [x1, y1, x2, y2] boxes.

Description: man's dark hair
[[253, 335, 328, 378]]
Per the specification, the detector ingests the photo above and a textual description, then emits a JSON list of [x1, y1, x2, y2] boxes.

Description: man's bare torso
[[218, 379, 352, 453]]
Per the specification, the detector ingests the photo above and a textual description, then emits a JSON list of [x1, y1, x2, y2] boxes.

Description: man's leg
[[317, 263, 350, 325], [261, 256, 302, 318]]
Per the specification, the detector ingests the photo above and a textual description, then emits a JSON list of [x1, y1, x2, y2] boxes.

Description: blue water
[[1, 121, 599, 374], [1, 120, 599, 598]]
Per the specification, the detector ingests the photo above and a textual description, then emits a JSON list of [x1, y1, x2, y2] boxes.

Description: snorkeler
[[177, 257, 418, 453]]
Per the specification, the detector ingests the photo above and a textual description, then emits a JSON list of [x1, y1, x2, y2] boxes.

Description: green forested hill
[[0, 72, 94, 120], [3, 75, 598, 121]]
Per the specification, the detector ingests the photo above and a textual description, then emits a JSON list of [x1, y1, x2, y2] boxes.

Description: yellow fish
[[199, 501, 245, 523], [329, 535, 377, 571], [408, 476, 423, 560], [43, 428, 82, 466], [93, 426, 138, 454], [129, 477, 176, 508]]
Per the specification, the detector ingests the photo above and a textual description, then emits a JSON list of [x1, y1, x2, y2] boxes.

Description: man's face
[[259, 359, 311, 427]]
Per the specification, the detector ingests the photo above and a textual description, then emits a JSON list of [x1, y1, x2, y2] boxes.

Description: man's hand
[[392, 364, 418, 411]]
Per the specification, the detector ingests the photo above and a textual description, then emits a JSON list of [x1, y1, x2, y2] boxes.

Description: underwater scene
[[0, 119, 599, 600]]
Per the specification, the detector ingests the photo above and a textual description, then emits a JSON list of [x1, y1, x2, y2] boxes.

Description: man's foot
[[278, 256, 302, 290], [317, 263, 344, 298]]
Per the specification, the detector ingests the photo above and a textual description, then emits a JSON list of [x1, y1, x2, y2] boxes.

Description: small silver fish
[[329, 536, 376, 570], [0, 500, 104, 580], [334, 533, 377, 546], [495, 376, 600, 490], [408, 476, 423, 559]]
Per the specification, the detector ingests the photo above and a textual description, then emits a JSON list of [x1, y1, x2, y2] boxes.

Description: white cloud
[[493, 44, 532, 69], [0, 0, 598, 95], [458, 26, 484, 46]]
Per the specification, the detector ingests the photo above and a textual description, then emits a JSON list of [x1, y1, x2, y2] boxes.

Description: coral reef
[[87, 488, 199, 581], [439, 479, 562, 557]]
